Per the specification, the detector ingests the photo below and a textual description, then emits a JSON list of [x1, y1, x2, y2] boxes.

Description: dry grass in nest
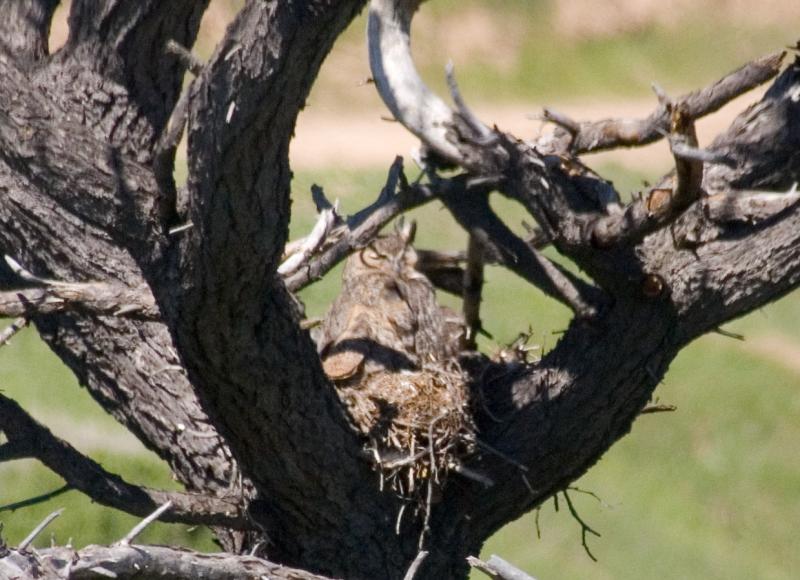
[[336, 362, 476, 503]]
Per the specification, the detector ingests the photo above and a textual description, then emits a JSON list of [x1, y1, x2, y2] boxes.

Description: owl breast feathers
[[317, 231, 462, 382]]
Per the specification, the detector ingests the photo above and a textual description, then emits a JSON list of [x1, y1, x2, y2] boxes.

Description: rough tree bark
[[0, 1, 798, 579]]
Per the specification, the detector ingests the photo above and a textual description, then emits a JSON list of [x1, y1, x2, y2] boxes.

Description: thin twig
[[450, 463, 495, 488], [283, 157, 437, 292], [562, 490, 601, 562], [438, 192, 601, 317], [117, 501, 173, 546], [476, 439, 529, 473], [711, 327, 745, 341], [445, 61, 494, 144], [403, 550, 429, 580], [18, 509, 63, 551], [485, 555, 538, 580], [0, 316, 27, 347], [640, 404, 677, 415], [462, 233, 485, 350], [541, 50, 785, 154], [566, 485, 604, 504], [278, 205, 338, 276], [468, 555, 538, 580], [165, 39, 204, 76]]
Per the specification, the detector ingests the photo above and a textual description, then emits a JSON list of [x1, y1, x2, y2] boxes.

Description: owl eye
[[360, 247, 386, 268]]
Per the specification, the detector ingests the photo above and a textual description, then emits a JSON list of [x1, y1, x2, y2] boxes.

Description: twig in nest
[[563, 490, 601, 562], [18, 509, 63, 551]]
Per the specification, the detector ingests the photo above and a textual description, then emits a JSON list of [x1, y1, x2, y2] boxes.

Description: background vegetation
[[2, 1, 799, 578]]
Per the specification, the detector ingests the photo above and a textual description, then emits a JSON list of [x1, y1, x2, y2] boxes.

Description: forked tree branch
[[0, 394, 249, 530], [541, 50, 785, 154], [437, 183, 604, 316], [283, 157, 436, 291]]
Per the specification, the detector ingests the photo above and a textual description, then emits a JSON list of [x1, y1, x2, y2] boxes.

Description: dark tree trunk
[[0, 1, 799, 579]]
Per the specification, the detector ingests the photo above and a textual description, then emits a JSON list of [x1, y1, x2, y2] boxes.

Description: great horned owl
[[317, 223, 461, 383]]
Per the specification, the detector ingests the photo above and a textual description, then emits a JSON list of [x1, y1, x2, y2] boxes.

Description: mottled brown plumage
[[317, 226, 462, 384]]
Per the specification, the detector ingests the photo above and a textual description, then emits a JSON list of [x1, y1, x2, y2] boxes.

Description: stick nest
[[336, 361, 476, 501]]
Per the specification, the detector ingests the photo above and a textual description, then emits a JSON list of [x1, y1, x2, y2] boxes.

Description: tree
[[0, 0, 798, 578]]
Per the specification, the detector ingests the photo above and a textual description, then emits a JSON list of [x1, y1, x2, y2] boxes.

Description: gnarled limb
[[0, 394, 249, 530], [540, 51, 785, 155]]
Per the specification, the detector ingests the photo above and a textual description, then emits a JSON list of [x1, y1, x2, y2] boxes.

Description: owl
[[317, 222, 461, 383]]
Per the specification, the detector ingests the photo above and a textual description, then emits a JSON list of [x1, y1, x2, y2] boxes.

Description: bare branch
[[667, 104, 704, 210], [0, 394, 249, 530], [468, 555, 537, 580], [563, 490, 601, 562], [3, 545, 335, 580], [0, 317, 27, 347], [640, 404, 677, 415], [438, 184, 603, 316], [117, 501, 173, 546], [368, 1, 465, 165], [18, 509, 63, 551], [278, 205, 339, 276], [462, 234, 485, 349], [283, 158, 437, 292], [445, 62, 495, 143], [1, 257, 159, 319], [543, 51, 785, 154], [403, 550, 429, 580], [165, 40, 204, 77]]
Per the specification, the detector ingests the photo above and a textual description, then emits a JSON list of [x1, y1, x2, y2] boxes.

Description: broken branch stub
[[368, 0, 499, 173]]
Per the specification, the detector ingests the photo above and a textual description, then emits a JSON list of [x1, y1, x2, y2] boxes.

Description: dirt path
[[291, 90, 765, 173]]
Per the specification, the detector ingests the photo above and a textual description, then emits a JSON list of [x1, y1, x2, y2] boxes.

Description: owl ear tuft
[[395, 217, 417, 247]]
